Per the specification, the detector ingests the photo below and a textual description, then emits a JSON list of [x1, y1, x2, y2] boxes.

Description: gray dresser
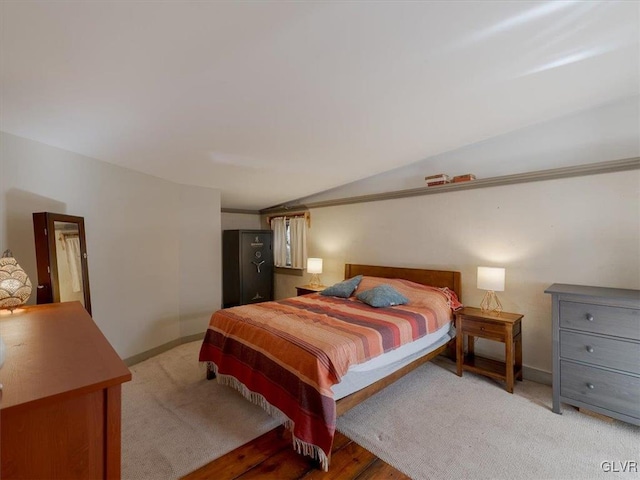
[[545, 284, 640, 425]]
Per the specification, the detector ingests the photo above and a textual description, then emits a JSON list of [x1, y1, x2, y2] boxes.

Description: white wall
[[278, 170, 640, 377], [179, 185, 222, 337], [297, 96, 639, 203], [0, 132, 222, 358], [221, 212, 261, 230]]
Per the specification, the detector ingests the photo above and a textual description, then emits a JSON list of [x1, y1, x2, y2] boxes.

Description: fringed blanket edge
[[205, 361, 330, 471]]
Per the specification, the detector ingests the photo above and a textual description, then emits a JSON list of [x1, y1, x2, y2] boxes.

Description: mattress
[[333, 321, 454, 399]]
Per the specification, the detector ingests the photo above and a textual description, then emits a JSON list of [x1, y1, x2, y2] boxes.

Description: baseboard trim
[[124, 333, 205, 366], [523, 365, 551, 386], [437, 353, 552, 386]]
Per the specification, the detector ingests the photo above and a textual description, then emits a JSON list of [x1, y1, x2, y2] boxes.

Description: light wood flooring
[[181, 425, 410, 479]]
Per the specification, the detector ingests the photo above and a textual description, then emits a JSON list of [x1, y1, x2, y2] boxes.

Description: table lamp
[[0, 249, 32, 312], [477, 266, 505, 313], [307, 258, 323, 288]]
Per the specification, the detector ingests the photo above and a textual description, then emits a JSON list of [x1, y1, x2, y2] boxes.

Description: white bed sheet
[[333, 321, 454, 400]]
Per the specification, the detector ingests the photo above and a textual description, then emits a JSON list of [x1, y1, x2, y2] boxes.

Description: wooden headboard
[[344, 263, 462, 300]]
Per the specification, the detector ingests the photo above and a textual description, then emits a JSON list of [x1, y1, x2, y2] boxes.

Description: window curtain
[[289, 216, 308, 269], [63, 235, 83, 293], [271, 217, 287, 267]]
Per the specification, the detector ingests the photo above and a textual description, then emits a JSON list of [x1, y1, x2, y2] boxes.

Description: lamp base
[[480, 290, 503, 313], [309, 273, 322, 289]]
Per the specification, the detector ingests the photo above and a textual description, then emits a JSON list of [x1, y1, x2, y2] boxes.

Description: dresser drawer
[[560, 301, 640, 340], [560, 361, 640, 419], [560, 331, 640, 374]]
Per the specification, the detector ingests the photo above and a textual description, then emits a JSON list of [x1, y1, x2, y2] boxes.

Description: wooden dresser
[[545, 284, 640, 425], [0, 302, 132, 479]]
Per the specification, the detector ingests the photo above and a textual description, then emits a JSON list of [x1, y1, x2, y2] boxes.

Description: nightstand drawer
[[560, 361, 640, 419], [462, 318, 506, 341], [560, 301, 640, 340], [296, 285, 326, 296], [560, 331, 640, 374]]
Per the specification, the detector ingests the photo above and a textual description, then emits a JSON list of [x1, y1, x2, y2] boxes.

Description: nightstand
[[455, 306, 524, 393], [296, 285, 326, 296]]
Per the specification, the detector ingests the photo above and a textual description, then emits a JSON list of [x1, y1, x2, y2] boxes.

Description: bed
[[199, 263, 462, 470]]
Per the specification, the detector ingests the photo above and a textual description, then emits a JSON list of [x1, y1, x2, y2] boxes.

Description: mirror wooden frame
[[33, 212, 92, 315]]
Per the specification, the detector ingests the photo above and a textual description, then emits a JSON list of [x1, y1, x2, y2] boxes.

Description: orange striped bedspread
[[199, 281, 457, 470]]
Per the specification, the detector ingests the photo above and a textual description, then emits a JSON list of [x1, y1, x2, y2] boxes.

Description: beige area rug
[[121, 341, 279, 479], [122, 341, 639, 480], [337, 357, 640, 480]]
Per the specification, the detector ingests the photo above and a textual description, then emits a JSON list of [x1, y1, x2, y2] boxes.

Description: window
[[285, 220, 292, 266], [269, 213, 309, 269]]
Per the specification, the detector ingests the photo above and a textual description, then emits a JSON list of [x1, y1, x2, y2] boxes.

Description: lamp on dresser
[[0, 250, 32, 313]]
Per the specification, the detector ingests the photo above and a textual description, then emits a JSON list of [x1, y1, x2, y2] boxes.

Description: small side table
[[296, 285, 326, 296], [455, 306, 524, 393]]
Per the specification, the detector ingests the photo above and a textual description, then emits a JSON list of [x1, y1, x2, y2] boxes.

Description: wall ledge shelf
[[260, 157, 640, 215]]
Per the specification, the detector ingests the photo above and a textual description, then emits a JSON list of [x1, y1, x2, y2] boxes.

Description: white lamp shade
[[477, 266, 505, 292], [306, 258, 323, 274]]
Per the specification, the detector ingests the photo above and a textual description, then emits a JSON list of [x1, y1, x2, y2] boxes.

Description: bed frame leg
[[206, 364, 216, 380], [445, 338, 457, 360]]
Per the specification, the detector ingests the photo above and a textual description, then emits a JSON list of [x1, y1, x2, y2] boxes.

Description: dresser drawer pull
[[585, 314, 594, 322], [586, 346, 594, 353], [586, 383, 595, 389]]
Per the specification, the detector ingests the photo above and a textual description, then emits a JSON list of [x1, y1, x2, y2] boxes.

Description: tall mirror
[[33, 212, 92, 315]]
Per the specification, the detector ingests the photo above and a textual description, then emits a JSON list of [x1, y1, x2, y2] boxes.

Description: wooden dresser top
[[0, 302, 131, 412]]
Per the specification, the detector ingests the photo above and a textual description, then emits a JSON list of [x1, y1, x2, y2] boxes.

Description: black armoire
[[222, 230, 273, 308]]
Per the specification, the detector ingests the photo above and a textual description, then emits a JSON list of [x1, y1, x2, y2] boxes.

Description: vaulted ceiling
[[2, 1, 638, 210]]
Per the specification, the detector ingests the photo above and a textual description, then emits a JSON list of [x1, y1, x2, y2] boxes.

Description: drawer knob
[[586, 346, 594, 353], [586, 383, 595, 390], [585, 314, 594, 322]]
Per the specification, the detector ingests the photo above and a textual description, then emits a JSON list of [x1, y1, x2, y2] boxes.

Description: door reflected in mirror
[[53, 221, 85, 308], [33, 213, 92, 315]]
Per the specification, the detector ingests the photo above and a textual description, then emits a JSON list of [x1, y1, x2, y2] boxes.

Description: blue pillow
[[320, 275, 363, 298], [356, 284, 409, 308]]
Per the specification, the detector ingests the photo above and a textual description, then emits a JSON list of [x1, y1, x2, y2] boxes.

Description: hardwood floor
[[181, 426, 410, 479]]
